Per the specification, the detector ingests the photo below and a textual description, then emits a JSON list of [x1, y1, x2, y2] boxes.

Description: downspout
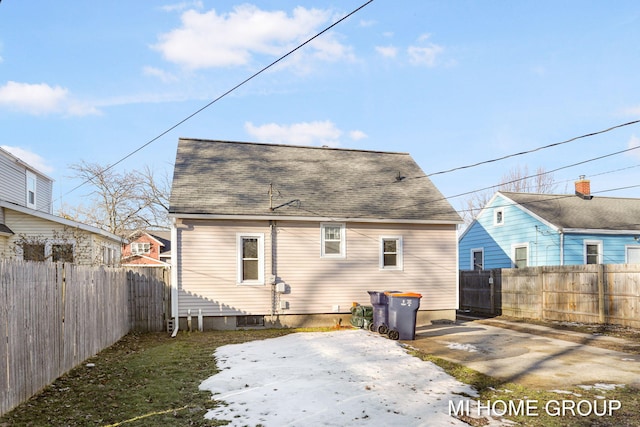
[[170, 217, 179, 337], [270, 220, 277, 318], [559, 230, 564, 266]]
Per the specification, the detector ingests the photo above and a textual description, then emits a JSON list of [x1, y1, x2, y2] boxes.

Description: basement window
[[236, 315, 265, 327]]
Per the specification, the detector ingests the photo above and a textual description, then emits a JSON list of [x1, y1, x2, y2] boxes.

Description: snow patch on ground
[[444, 342, 479, 353], [199, 329, 505, 426]]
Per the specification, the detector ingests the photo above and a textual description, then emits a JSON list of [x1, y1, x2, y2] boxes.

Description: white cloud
[[349, 130, 368, 141], [0, 81, 99, 116], [1, 145, 54, 174], [245, 120, 344, 147], [160, 1, 203, 13], [627, 134, 640, 159], [375, 45, 397, 58], [622, 106, 640, 116], [152, 5, 350, 70], [408, 44, 444, 67], [408, 34, 444, 67], [359, 19, 376, 27], [143, 66, 178, 83]]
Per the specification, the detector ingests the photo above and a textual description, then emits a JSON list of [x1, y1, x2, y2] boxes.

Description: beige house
[[0, 147, 122, 265], [169, 139, 463, 330]]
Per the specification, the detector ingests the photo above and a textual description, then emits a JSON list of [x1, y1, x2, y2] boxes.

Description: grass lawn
[[1, 328, 639, 426]]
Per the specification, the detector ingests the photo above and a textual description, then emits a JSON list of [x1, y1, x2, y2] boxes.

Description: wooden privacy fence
[[460, 264, 640, 328], [0, 260, 170, 417]]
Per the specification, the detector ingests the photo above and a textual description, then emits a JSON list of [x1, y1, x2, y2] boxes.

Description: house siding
[[0, 149, 53, 213], [459, 194, 560, 269], [176, 219, 458, 317], [562, 233, 639, 265], [3, 208, 121, 265]]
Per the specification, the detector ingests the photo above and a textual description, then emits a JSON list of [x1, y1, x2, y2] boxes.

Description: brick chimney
[[575, 175, 592, 199]]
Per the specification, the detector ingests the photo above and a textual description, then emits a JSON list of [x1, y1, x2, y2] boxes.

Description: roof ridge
[[178, 137, 410, 156]]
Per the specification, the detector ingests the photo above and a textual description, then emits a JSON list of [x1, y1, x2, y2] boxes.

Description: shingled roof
[[169, 139, 462, 223], [500, 191, 640, 231]]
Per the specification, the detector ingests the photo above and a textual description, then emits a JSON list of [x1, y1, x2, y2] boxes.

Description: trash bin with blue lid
[[384, 292, 422, 340], [367, 290, 401, 334]]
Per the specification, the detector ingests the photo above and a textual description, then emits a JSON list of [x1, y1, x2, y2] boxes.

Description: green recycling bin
[[350, 304, 373, 329], [384, 292, 422, 340]]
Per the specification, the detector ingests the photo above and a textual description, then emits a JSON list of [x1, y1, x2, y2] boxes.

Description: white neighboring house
[[0, 147, 123, 265], [169, 139, 463, 330]]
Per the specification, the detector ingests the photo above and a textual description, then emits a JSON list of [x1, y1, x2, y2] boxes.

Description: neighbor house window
[[626, 246, 640, 264], [52, 244, 74, 263], [321, 223, 345, 258], [102, 246, 117, 266], [512, 244, 528, 268], [471, 248, 484, 270], [131, 242, 151, 255], [380, 236, 403, 270], [26, 171, 37, 209], [584, 241, 602, 264], [494, 208, 504, 226], [22, 243, 45, 261], [237, 233, 264, 284]]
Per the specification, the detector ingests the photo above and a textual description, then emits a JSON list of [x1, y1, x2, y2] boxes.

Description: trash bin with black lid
[[367, 290, 401, 334], [384, 292, 422, 340]]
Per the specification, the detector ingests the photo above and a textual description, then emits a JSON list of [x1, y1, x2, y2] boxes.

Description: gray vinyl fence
[[460, 264, 640, 328], [0, 260, 170, 417]]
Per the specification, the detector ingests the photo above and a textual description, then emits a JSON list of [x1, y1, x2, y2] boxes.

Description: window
[[584, 241, 602, 265], [237, 233, 264, 284], [52, 244, 74, 263], [494, 208, 504, 226], [321, 223, 345, 258], [627, 246, 640, 264], [22, 243, 45, 261], [471, 248, 484, 270], [512, 244, 528, 268], [26, 171, 37, 209], [131, 242, 151, 255], [380, 236, 403, 270], [103, 246, 116, 266]]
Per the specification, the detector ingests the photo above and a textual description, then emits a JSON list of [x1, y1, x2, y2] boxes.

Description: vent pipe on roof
[[575, 175, 593, 200]]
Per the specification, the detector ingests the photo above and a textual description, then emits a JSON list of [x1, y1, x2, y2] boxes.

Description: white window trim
[[237, 233, 265, 285], [320, 223, 346, 259], [26, 170, 37, 209], [625, 245, 640, 264], [494, 207, 505, 226], [131, 242, 151, 255], [584, 240, 603, 265], [470, 248, 484, 270], [380, 236, 403, 271], [511, 242, 529, 268]]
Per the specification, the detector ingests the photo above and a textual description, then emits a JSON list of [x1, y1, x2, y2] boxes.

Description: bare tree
[[460, 165, 557, 225], [60, 162, 171, 237]]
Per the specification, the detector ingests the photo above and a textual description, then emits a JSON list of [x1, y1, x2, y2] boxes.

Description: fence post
[[598, 264, 605, 323]]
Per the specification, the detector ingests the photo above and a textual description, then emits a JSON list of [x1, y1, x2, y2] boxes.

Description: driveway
[[407, 317, 640, 389]]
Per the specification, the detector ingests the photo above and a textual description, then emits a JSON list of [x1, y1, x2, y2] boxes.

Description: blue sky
[[1, 1, 640, 218]]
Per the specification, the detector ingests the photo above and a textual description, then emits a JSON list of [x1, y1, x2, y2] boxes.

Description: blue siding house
[[459, 178, 640, 270]]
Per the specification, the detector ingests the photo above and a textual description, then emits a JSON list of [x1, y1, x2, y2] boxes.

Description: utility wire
[[60, 0, 375, 202]]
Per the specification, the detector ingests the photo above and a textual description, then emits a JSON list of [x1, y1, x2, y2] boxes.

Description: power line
[[425, 119, 640, 177], [59, 0, 375, 204]]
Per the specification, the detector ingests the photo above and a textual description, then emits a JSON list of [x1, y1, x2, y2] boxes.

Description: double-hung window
[[26, 171, 37, 209], [380, 236, 403, 270], [512, 244, 528, 268], [321, 223, 345, 258], [584, 240, 602, 264], [471, 248, 484, 270], [237, 233, 265, 284]]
